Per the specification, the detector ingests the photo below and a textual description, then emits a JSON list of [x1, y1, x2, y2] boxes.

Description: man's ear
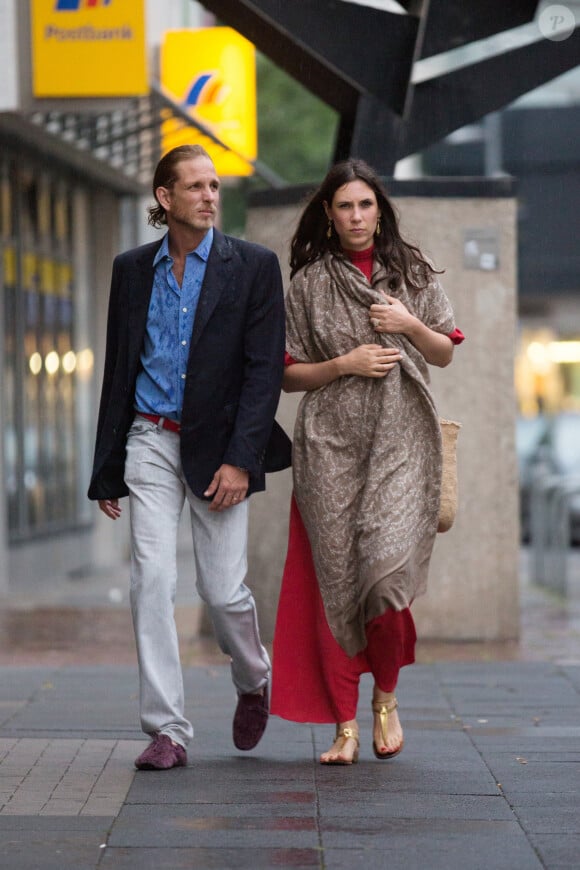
[[156, 186, 171, 212]]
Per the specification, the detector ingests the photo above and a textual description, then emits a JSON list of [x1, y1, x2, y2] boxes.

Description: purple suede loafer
[[233, 685, 269, 751], [134, 733, 187, 770]]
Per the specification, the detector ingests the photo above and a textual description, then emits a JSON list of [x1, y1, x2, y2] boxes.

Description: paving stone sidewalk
[[0, 661, 579, 869]]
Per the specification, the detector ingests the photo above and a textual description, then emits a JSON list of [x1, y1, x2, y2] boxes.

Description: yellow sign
[[161, 28, 256, 177], [30, 0, 148, 98]]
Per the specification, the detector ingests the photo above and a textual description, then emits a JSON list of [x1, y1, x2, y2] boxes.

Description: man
[[88, 144, 290, 770]]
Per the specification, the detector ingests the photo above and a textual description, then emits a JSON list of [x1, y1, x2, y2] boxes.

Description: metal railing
[[27, 84, 286, 191]]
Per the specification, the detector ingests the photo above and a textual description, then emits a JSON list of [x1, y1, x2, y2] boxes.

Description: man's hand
[[205, 464, 249, 512], [98, 499, 122, 520]]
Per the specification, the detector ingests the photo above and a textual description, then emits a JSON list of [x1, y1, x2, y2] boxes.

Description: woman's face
[[324, 179, 380, 251]]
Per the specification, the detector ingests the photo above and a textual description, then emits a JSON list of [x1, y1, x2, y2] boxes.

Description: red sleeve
[[448, 328, 465, 345], [284, 351, 298, 366]]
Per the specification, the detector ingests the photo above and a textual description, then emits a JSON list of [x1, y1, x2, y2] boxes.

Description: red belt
[[138, 413, 181, 434]]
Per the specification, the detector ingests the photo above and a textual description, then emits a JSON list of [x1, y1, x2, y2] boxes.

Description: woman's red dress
[[270, 246, 464, 723]]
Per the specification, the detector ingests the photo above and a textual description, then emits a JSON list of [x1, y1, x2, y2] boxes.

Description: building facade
[[0, 0, 207, 595]]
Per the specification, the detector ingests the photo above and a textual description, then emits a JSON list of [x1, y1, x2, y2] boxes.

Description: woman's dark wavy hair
[[147, 144, 212, 228], [289, 158, 442, 290]]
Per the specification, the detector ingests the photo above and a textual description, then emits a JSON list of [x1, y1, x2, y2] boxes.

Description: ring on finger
[[371, 317, 380, 328]]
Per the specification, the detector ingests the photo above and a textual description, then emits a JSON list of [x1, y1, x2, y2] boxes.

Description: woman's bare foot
[[320, 720, 360, 764], [372, 691, 404, 758]]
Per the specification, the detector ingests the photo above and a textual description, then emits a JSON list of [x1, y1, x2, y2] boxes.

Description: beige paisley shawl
[[286, 252, 456, 656]]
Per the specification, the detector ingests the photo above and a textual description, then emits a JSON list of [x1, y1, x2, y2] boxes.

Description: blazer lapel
[[189, 230, 233, 351]]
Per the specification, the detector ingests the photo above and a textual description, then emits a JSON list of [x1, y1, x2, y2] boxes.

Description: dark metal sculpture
[[198, 0, 580, 173]]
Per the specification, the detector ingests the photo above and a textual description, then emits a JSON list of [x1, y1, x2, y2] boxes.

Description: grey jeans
[[124, 416, 270, 747]]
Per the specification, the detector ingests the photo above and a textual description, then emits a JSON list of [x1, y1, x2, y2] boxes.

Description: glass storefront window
[[1, 154, 86, 539]]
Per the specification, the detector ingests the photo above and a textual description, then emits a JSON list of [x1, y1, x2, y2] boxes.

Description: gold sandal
[[320, 725, 360, 765], [372, 694, 404, 760]]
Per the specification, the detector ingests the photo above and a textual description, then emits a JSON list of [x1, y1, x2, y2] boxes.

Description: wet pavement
[[0, 547, 579, 869], [1, 547, 579, 668], [1, 660, 579, 869]]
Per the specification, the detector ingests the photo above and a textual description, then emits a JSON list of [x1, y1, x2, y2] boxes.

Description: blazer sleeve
[[222, 249, 286, 475], [94, 257, 122, 447], [87, 256, 131, 500]]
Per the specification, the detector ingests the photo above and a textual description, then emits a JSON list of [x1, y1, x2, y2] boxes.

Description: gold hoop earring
[[375, 217, 382, 236], [326, 219, 333, 239]]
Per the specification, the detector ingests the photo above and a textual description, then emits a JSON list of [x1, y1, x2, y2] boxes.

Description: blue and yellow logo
[[184, 73, 230, 108], [161, 28, 256, 176], [55, 0, 112, 10]]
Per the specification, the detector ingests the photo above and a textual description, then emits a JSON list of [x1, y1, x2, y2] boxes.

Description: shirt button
[[182, 307, 188, 313], [181, 340, 187, 346], [181, 374, 186, 380]]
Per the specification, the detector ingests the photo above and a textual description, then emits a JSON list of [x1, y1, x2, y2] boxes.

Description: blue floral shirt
[[134, 229, 213, 421]]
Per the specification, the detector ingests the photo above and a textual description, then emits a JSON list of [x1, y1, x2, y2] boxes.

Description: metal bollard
[[529, 472, 564, 588], [552, 478, 580, 595]]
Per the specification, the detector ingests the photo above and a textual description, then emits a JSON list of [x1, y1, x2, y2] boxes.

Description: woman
[[271, 159, 463, 764]]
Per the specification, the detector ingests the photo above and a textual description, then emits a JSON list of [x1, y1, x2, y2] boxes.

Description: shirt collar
[[195, 227, 214, 262], [153, 233, 170, 267], [153, 228, 214, 267]]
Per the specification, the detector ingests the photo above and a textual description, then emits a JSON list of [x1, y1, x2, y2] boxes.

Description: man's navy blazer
[[88, 229, 291, 502]]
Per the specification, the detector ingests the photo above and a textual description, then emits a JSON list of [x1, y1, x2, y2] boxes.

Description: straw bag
[[437, 419, 461, 533]]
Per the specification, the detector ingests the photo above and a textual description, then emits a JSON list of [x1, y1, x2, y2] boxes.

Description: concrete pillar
[[245, 178, 520, 642]]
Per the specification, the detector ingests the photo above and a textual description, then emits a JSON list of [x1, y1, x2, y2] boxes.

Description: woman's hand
[[369, 292, 453, 367], [283, 344, 402, 392], [369, 294, 415, 335], [340, 344, 402, 378]]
